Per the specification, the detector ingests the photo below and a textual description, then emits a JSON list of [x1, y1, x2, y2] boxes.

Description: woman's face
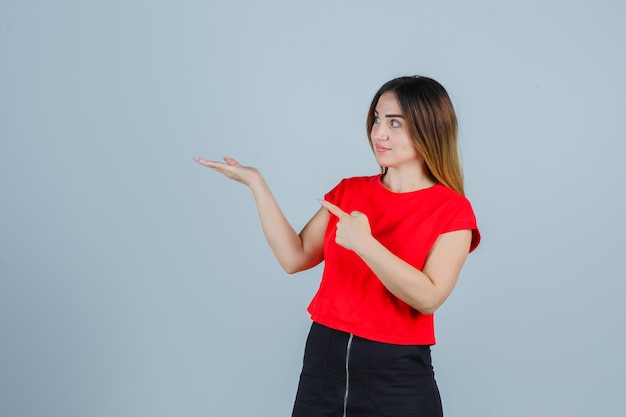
[[370, 91, 421, 170]]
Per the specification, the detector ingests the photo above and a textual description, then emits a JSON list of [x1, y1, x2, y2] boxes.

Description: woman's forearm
[[354, 230, 471, 314], [194, 156, 325, 274], [249, 176, 324, 274], [355, 238, 441, 313]]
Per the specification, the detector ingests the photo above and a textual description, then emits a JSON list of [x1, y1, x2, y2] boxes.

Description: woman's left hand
[[319, 200, 373, 253]]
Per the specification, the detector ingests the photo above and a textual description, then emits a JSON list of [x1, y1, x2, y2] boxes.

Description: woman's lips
[[375, 144, 390, 152]]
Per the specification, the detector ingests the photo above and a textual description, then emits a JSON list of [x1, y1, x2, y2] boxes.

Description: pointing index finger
[[319, 199, 348, 218]]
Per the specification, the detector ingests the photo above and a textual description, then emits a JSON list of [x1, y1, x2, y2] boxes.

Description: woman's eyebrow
[[374, 110, 404, 118]]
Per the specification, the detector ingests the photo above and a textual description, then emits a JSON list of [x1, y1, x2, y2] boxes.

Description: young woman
[[195, 76, 480, 417]]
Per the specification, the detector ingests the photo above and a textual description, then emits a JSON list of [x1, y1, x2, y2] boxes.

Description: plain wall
[[1, 1, 625, 416]]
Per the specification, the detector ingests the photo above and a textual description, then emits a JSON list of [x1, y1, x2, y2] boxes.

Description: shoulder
[[429, 184, 474, 209], [428, 184, 481, 251], [327, 174, 380, 193], [339, 174, 380, 186], [324, 174, 380, 205]]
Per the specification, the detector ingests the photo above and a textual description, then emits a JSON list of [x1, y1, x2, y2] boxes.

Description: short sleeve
[[324, 178, 348, 205], [441, 197, 481, 253]]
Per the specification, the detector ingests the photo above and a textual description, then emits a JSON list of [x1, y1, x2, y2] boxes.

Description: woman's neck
[[381, 165, 436, 193]]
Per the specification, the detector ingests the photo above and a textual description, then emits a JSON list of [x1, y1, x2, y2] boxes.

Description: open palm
[[194, 156, 261, 187]]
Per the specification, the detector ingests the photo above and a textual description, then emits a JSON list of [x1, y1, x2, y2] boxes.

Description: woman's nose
[[372, 123, 389, 140]]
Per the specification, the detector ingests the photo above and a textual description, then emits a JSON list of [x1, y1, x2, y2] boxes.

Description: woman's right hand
[[194, 156, 262, 188]]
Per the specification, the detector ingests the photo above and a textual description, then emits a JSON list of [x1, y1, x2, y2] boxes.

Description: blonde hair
[[366, 76, 465, 196]]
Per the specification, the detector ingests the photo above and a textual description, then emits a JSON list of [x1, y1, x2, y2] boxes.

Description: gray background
[[2, 1, 625, 416]]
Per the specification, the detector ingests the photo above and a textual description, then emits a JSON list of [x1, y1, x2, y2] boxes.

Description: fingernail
[[317, 198, 324, 204], [193, 158, 201, 164]]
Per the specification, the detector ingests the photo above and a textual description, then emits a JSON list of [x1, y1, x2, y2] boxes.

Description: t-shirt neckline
[[376, 173, 440, 196]]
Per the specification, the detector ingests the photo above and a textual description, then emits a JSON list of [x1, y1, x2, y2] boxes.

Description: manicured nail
[[317, 198, 324, 204], [193, 157, 202, 164]]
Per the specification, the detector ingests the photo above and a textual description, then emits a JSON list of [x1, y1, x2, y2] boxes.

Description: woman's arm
[[320, 199, 471, 314], [195, 157, 328, 273]]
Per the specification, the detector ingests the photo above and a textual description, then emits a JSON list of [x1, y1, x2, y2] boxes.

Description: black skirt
[[292, 322, 443, 417]]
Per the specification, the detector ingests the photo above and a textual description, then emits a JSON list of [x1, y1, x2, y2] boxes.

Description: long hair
[[366, 76, 465, 196]]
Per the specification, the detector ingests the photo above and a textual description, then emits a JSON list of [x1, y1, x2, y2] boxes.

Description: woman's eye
[[390, 120, 401, 128]]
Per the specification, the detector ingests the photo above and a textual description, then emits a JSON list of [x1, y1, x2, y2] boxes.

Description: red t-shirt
[[307, 174, 480, 345]]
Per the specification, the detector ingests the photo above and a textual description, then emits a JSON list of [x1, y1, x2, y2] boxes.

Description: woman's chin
[[375, 157, 389, 167]]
